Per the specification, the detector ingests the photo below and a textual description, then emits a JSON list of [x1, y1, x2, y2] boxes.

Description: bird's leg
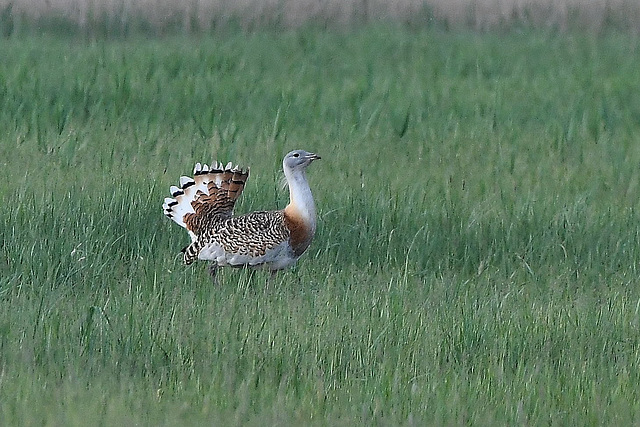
[[208, 263, 219, 284]]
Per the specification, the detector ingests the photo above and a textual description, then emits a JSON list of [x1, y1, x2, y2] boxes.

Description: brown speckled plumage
[[183, 210, 290, 264]]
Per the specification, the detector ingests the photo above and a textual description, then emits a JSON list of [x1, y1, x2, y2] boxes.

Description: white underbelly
[[198, 241, 297, 270]]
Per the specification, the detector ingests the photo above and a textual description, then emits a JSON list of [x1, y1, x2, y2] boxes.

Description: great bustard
[[162, 150, 320, 276]]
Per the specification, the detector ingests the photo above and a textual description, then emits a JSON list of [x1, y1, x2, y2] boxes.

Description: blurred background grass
[[1, 0, 640, 37]]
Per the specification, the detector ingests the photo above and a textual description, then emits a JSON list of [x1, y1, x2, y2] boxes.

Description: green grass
[[1, 27, 640, 425]]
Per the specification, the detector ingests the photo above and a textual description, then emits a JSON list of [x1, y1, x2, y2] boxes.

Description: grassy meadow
[[1, 27, 640, 424]]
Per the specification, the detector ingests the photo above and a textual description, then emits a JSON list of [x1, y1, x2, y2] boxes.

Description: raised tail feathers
[[162, 161, 250, 236]]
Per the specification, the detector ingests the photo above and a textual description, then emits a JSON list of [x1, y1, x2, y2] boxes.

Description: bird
[[162, 149, 321, 277]]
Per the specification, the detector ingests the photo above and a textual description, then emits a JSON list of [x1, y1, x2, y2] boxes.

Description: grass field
[[1, 27, 640, 425]]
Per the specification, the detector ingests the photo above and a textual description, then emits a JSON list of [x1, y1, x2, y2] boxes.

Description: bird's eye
[[293, 153, 299, 157]]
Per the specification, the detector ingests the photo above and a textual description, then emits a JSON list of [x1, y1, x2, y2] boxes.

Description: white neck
[[284, 167, 316, 229]]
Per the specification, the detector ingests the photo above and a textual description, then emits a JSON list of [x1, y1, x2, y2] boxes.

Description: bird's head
[[283, 150, 321, 171]]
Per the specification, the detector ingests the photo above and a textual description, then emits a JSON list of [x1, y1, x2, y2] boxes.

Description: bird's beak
[[308, 153, 321, 161]]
